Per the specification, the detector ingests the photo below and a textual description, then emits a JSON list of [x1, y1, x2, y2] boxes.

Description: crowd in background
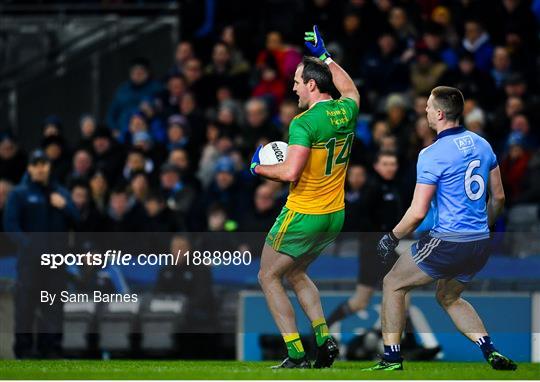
[[1, 0, 540, 240]]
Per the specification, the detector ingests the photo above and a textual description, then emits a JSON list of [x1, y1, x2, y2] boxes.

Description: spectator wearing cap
[[159, 163, 196, 231], [41, 135, 70, 183], [4, 149, 79, 359], [0, 132, 27, 184], [501, 131, 532, 204], [91, 127, 125, 184], [460, 19, 494, 73], [42, 115, 63, 138], [201, 156, 250, 222], [464, 107, 486, 136], [167, 114, 191, 151], [106, 57, 163, 133]]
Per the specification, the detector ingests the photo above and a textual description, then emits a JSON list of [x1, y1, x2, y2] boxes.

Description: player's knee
[[257, 269, 272, 287], [382, 273, 399, 292], [436, 290, 458, 309]]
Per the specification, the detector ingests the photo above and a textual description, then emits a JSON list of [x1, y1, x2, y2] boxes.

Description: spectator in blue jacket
[[461, 19, 494, 73], [106, 57, 163, 133], [3, 149, 79, 359]]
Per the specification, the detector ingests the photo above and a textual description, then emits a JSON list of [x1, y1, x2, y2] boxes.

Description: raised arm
[[304, 25, 360, 107]]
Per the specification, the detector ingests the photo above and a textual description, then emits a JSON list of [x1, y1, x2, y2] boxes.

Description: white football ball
[[259, 141, 288, 165]]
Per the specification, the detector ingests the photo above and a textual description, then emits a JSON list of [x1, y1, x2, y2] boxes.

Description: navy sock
[[476, 336, 496, 359], [383, 344, 402, 362]]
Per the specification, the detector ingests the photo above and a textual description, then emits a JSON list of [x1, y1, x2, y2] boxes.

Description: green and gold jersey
[[286, 97, 359, 214]]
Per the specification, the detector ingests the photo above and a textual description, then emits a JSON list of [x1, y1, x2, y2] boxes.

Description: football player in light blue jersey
[[364, 86, 517, 371]]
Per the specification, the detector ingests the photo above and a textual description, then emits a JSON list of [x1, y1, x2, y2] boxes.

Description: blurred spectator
[[0, 132, 26, 184], [106, 57, 163, 133], [242, 98, 280, 149], [439, 52, 493, 108], [388, 6, 417, 54], [276, 99, 299, 135], [464, 107, 486, 136], [159, 74, 187, 118], [144, 191, 178, 232], [410, 49, 447, 96], [104, 185, 145, 232], [220, 25, 250, 73], [420, 22, 459, 70], [0, 179, 13, 233], [42, 115, 63, 138], [139, 97, 166, 143], [159, 163, 196, 231], [4, 149, 79, 359], [370, 151, 404, 232], [42, 135, 70, 183], [385, 94, 411, 156], [70, 180, 103, 232], [362, 31, 410, 104], [129, 171, 150, 205], [256, 31, 302, 80], [77, 114, 96, 150], [239, 183, 279, 232], [91, 127, 125, 184], [65, 149, 93, 186], [171, 41, 195, 75], [154, 234, 216, 330], [491, 46, 512, 90], [513, 147, 540, 204], [500, 132, 532, 204], [202, 157, 249, 222], [122, 148, 152, 183], [205, 41, 250, 101], [252, 54, 287, 106], [461, 19, 494, 72], [89, 170, 109, 214], [342, 164, 372, 233]]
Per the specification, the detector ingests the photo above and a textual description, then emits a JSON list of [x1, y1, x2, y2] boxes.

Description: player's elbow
[[282, 169, 301, 183], [410, 206, 428, 223]]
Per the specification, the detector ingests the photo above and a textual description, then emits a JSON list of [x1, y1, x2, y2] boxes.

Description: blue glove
[[304, 25, 330, 61], [250, 144, 263, 176], [377, 232, 399, 264]]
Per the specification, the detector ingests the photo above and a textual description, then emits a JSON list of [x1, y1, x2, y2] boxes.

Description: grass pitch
[[0, 360, 538, 380]]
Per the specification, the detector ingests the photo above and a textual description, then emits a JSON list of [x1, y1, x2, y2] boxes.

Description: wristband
[[389, 231, 399, 242], [324, 57, 333, 65]]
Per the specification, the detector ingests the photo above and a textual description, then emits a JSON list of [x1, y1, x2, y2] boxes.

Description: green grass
[[0, 360, 539, 380]]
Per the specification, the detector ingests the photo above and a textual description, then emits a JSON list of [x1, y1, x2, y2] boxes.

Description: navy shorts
[[411, 234, 491, 283]]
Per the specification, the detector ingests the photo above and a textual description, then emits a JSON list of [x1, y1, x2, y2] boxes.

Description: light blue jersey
[[417, 126, 498, 242]]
